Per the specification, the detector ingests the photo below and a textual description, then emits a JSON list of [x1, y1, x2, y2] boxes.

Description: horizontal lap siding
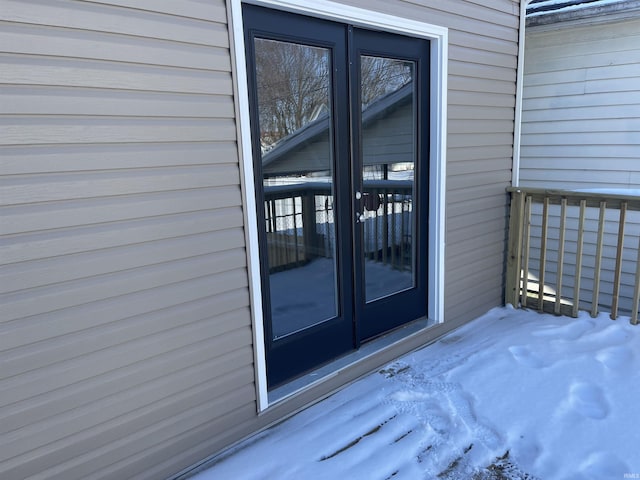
[[0, 1, 255, 480], [446, 8, 518, 323], [520, 18, 640, 189]]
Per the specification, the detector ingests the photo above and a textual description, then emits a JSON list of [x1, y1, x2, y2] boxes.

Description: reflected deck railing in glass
[[264, 180, 413, 273]]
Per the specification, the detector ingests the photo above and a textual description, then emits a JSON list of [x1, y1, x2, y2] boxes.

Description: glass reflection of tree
[[360, 56, 412, 108], [255, 39, 330, 151], [255, 39, 413, 151]]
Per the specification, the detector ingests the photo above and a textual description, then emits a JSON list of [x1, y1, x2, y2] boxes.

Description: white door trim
[[228, 0, 448, 412]]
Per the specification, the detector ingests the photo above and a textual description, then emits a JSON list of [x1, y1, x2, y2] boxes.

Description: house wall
[[0, 0, 519, 479], [0, 1, 256, 479], [520, 17, 640, 189], [362, 101, 414, 167], [520, 16, 640, 316]]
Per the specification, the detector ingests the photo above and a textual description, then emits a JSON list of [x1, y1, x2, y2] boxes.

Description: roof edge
[[527, 0, 640, 28]]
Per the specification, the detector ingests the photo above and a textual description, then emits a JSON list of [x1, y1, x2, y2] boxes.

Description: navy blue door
[[243, 5, 429, 387], [351, 28, 430, 341]]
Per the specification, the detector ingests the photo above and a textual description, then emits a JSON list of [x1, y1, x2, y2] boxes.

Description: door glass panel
[[254, 38, 338, 339], [360, 56, 416, 303]]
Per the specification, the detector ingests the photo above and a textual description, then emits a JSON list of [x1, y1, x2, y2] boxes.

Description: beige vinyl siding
[[445, 14, 518, 323], [1, 0, 520, 479], [0, 0, 255, 479], [520, 17, 640, 317]]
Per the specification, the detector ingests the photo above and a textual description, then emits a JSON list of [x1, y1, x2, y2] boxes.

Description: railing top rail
[[507, 186, 640, 211], [265, 180, 413, 199], [265, 181, 332, 197], [361, 179, 413, 189]]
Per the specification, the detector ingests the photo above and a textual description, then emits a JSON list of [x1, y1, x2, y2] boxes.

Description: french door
[[243, 5, 430, 387]]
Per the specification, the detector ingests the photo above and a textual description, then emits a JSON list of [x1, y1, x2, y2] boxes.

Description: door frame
[[229, 0, 448, 412]]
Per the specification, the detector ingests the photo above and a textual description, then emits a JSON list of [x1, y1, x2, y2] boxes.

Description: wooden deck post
[[505, 190, 525, 307], [538, 197, 550, 312], [521, 196, 532, 307], [554, 198, 567, 315], [610, 202, 627, 320], [302, 191, 318, 259], [591, 201, 606, 318], [572, 199, 586, 318]]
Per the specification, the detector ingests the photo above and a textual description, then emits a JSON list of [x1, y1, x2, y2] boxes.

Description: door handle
[[355, 191, 364, 223]]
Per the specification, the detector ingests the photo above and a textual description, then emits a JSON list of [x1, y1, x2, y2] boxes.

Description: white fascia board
[[512, 0, 533, 188], [230, 0, 448, 412]]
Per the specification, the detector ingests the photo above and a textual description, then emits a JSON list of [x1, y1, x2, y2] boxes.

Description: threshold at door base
[[268, 317, 434, 406]]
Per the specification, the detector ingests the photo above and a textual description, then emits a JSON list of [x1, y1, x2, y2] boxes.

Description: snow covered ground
[[193, 307, 640, 480]]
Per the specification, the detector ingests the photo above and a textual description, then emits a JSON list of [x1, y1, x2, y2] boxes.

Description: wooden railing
[[263, 180, 413, 273], [358, 180, 414, 272], [263, 182, 333, 272], [505, 187, 640, 325]]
